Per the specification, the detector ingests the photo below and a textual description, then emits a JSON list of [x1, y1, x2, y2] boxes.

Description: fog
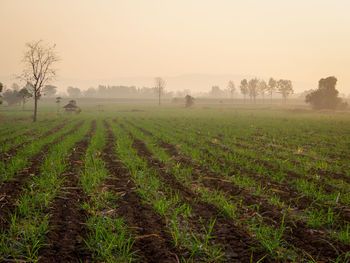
[[1, 0, 350, 94]]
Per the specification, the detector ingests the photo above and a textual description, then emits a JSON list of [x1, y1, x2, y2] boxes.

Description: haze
[[1, 0, 350, 93]]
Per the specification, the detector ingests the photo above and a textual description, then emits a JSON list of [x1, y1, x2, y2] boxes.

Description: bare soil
[[102, 120, 184, 263], [0, 121, 84, 232], [39, 120, 96, 263]]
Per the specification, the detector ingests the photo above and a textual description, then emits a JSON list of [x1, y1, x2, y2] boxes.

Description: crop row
[[118, 117, 349, 262], [0, 120, 91, 261]]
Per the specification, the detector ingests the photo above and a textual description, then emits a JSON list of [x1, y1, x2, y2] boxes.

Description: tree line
[[0, 40, 347, 122]]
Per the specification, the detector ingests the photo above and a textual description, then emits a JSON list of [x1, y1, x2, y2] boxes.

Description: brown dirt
[[168, 131, 350, 223], [128, 122, 350, 262], [0, 121, 84, 232], [39, 120, 96, 263], [125, 131, 268, 262], [199, 141, 350, 223], [215, 134, 350, 184], [102, 120, 184, 263], [159, 138, 350, 261]]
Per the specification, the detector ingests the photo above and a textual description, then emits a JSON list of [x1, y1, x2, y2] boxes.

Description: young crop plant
[[0, 120, 80, 182], [249, 212, 294, 260], [126, 118, 350, 261], [0, 120, 90, 262], [142, 118, 350, 241], [110, 122, 226, 262], [120, 120, 304, 261], [79, 120, 136, 262]]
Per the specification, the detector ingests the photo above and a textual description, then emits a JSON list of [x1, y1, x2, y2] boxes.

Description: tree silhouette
[[18, 87, 32, 110], [43, 85, 57, 97], [248, 78, 259, 104], [305, 76, 347, 109], [67, 87, 81, 98], [277, 79, 293, 104], [21, 40, 59, 122], [227, 80, 235, 101], [185, 95, 195, 108], [258, 80, 268, 103], [155, 77, 166, 105], [267, 78, 276, 103], [240, 79, 248, 104]]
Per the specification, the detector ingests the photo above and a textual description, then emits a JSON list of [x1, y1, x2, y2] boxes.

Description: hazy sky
[[1, 0, 350, 93]]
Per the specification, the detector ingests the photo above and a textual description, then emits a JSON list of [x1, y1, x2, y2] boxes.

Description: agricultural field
[[0, 105, 349, 262]]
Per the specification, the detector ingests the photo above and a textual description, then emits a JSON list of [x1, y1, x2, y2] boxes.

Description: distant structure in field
[[63, 100, 81, 114]]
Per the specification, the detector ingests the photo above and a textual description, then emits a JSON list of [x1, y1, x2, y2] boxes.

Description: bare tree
[[227, 80, 235, 101], [248, 78, 259, 104], [277, 79, 293, 104], [240, 79, 248, 104], [154, 77, 166, 105], [258, 80, 268, 103], [267, 78, 277, 103], [20, 40, 59, 122]]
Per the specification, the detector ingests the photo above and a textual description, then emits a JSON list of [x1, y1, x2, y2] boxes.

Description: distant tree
[[185, 95, 195, 108], [56, 96, 62, 114], [83, 87, 97, 97], [18, 87, 32, 110], [20, 40, 59, 122], [11, 83, 20, 91], [0, 82, 3, 104], [227, 80, 235, 101], [305, 76, 347, 110], [43, 85, 57, 97], [210, 86, 225, 98], [267, 78, 276, 103], [277, 79, 293, 104], [154, 77, 166, 105], [298, 89, 313, 99], [248, 78, 259, 104], [258, 80, 268, 103], [240, 79, 249, 103], [2, 89, 21, 106], [67, 87, 81, 98]]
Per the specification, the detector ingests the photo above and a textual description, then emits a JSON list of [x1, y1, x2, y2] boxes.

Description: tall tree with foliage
[[154, 77, 166, 105], [305, 76, 347, 109], [18, 87, 32, 110], [2, 89, 21, 106], [227, 80, 235, 101], [240, 79, 248, 103], [67, 87, 81, 98], [11, 83, 20, 91], [277, 79, 293, 104], [43, 85, 57, 97], [267, 78, 276, 103], [20, 40, 59, 122], [248, 78, 259, 104]]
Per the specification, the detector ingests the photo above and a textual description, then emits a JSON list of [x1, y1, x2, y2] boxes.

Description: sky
[[1, 0, 350, 94]]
